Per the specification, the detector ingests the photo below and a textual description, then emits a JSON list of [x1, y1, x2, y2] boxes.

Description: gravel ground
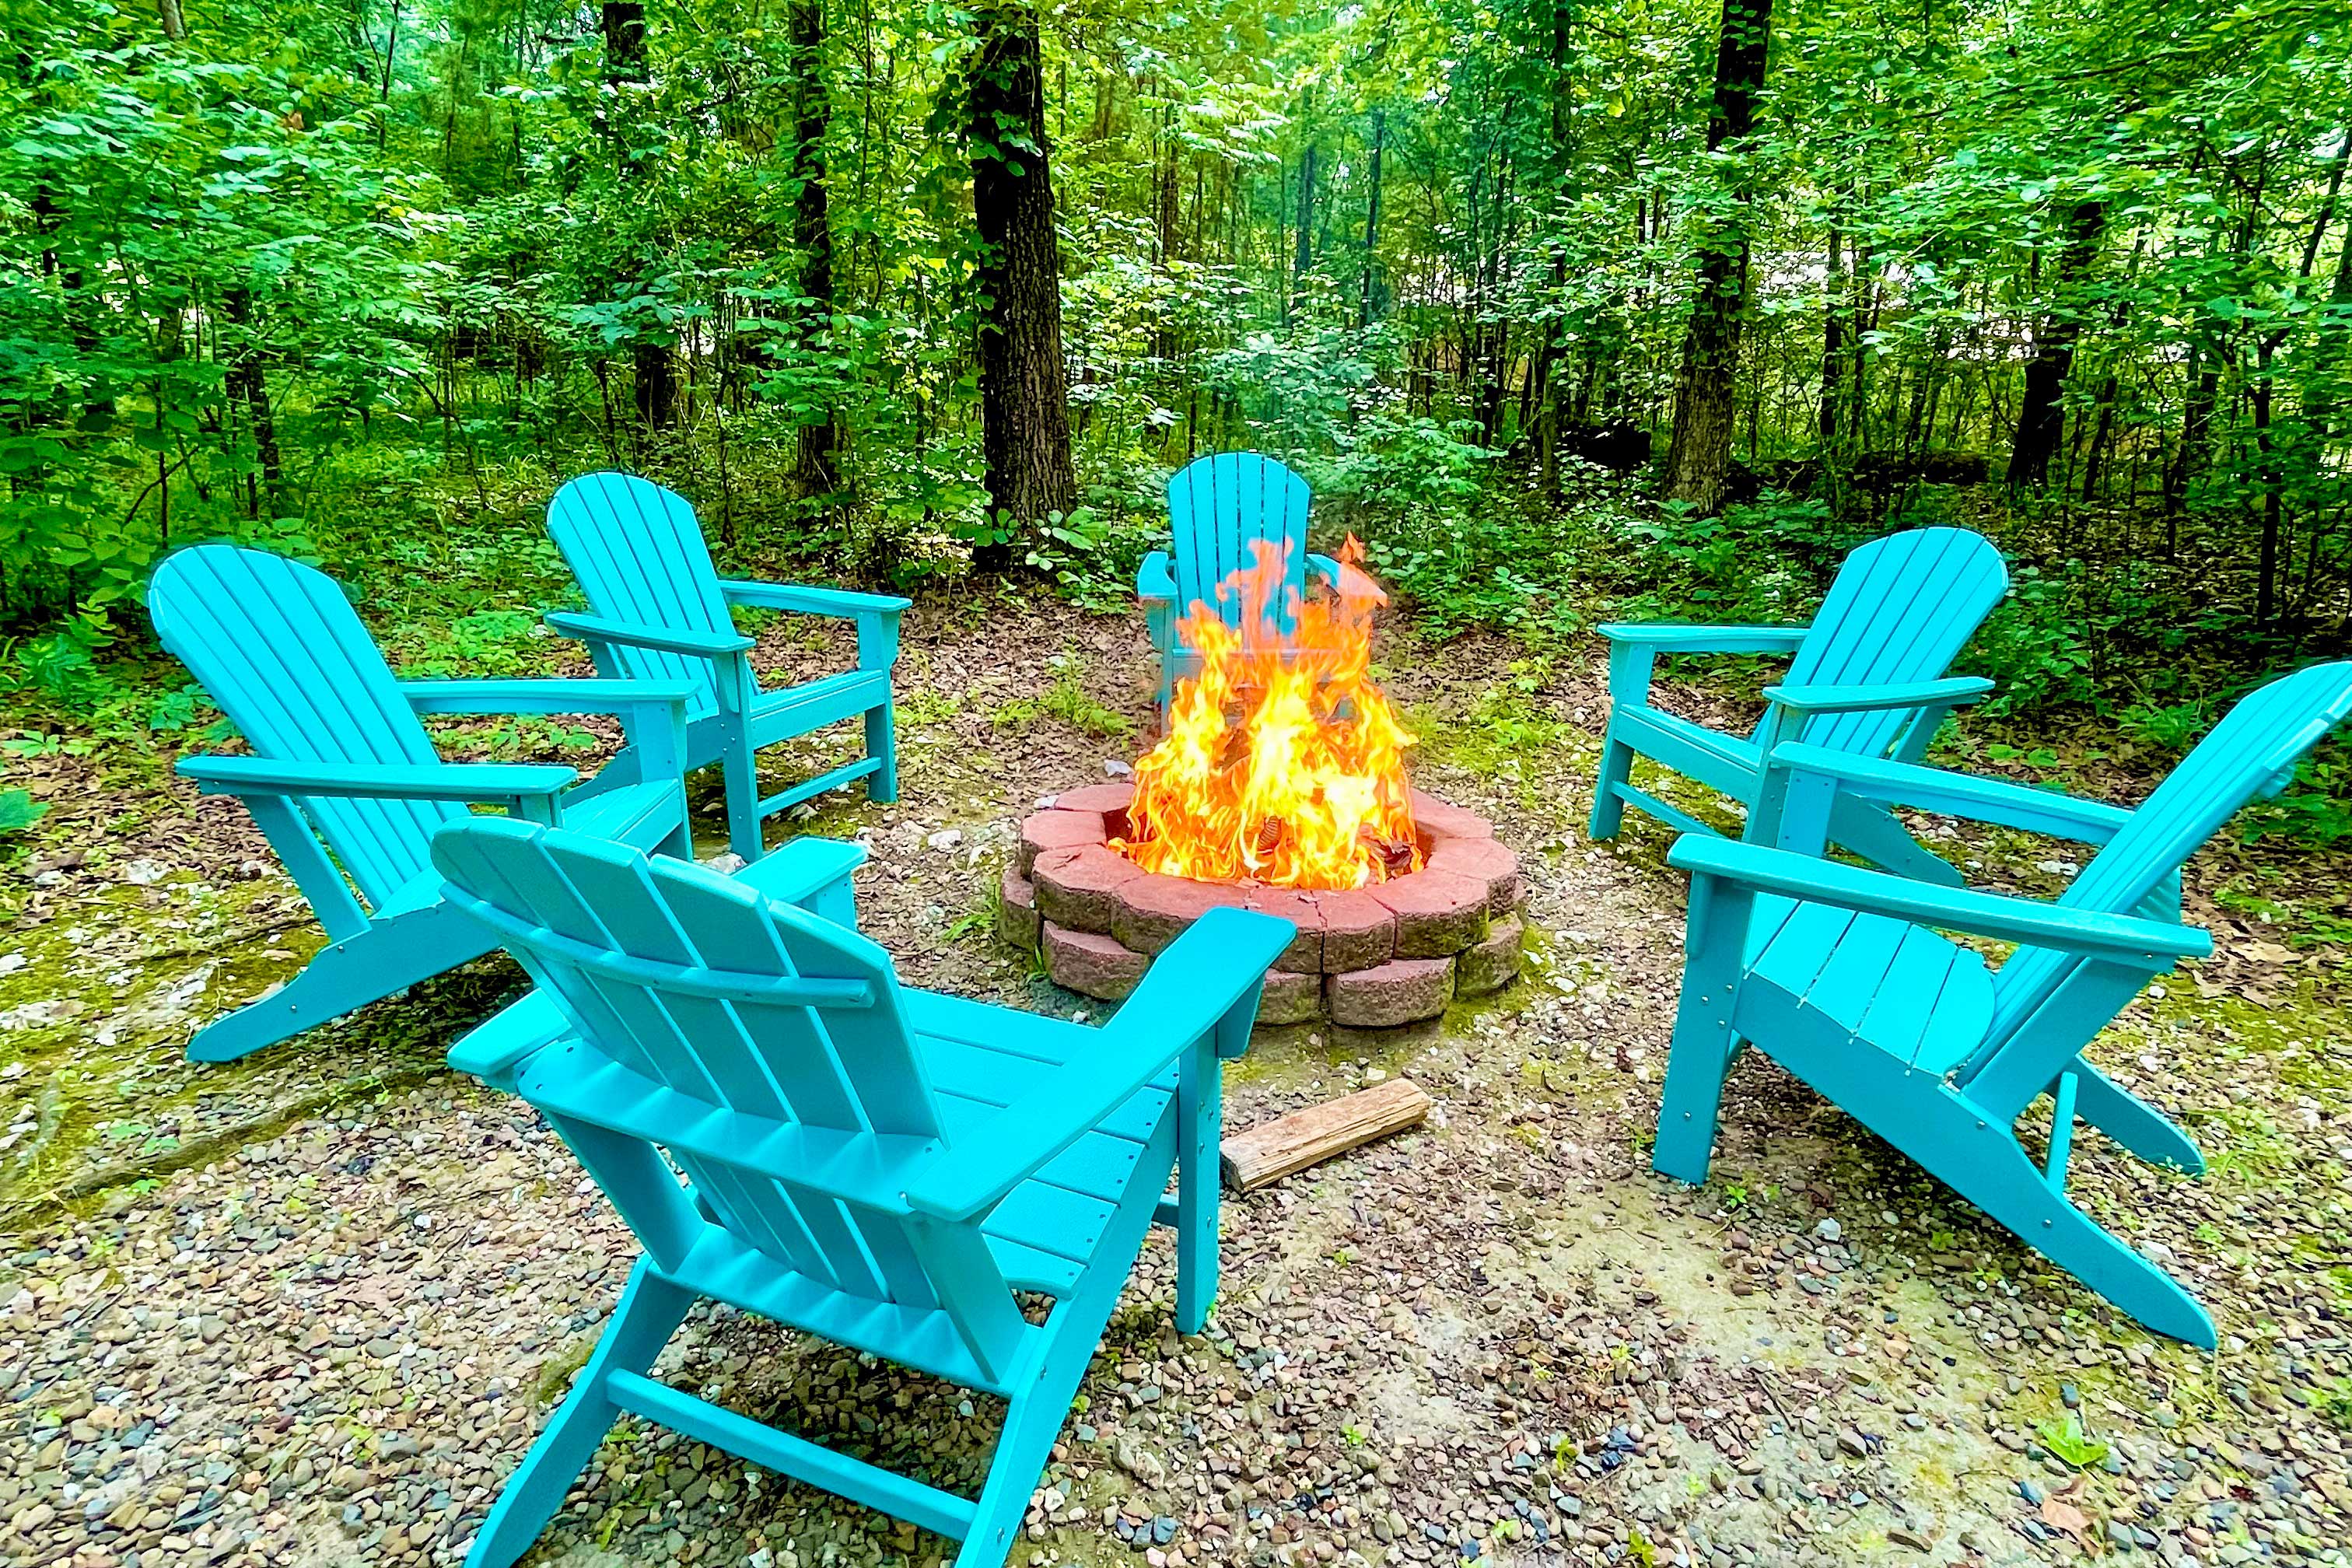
[[4, 597, 2348, 1568]]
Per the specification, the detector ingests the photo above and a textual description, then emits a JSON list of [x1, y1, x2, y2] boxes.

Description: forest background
[[5, 0, 2352, 851]]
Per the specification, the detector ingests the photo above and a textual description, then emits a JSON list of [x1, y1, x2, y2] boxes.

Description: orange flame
[[1115, 536, 1420, 889]]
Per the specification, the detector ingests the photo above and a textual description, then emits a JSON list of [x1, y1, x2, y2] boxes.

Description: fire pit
[[1001, 782, 1524, 1027], [998, 535, 1524, 1028]]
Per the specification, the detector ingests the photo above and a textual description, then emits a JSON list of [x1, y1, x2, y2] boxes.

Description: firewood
[[1219, 1077, 1432, 1192]]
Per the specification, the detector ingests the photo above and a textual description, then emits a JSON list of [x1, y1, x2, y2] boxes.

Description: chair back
[[1781, 527, 2009, 755], [1974, 660, 2352, 1071], [1166, 452, 1314, 633], [149, 545, 453, 906], [548, 473, 733, 713], [431, 818, 1031, 1372]]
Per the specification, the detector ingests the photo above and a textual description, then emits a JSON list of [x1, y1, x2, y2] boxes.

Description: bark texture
[[2004, 199, 2105, 487], [791, 0, 839, 492], [1661, 0, 1773, 513], [968, 0, 1075, 563], [603, 2, 675, 429]]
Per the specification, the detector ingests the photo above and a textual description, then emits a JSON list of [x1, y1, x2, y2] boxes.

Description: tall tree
[[791, 0, 839, 494], [2004, 199, 2105, 487], [1359, 108, 1385, 327], [1291, 86, 1318, 320], [1661, 0, 1773, 513], [967, 0, 1074, 566], [602, 1, 675, 430]]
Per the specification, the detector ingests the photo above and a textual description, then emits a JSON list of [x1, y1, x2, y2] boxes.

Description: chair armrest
[[1669, 835, 2207, 966], [1761, 676, 1993, 716], [397, 677, 699, 718], [1595, 623, 1811, 653], [178, 754, 576, 811], [1138, 550, 1176, 603], [717, 581, 906, 670], [400, 677, 695, 782], [544, 611, 753, 660], [449, 991, 570, 1090], [1102, 907, 1297, 1057], [901, 908, 1296, 1223], [737, 836, 867, 905], [1762, 742, 2135, 845], [718, 579, 912, 617], [1305, 552, 1342, 592]]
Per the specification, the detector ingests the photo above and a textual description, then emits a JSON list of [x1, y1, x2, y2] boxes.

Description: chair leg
[[2064, 1056, 2205, 1174], [1654, 1024, 1739, 1185], [1174, 1035, 1222, 1335], [866, 702, 899, 803], [187, 915, 488, 1063], [1652, 893, 1747, 1184], [954, 1366, 1083, 1568], [1765, 1019, 2217, 1346], [957, 1122, 1174, 1566], [1588, 727, 1633, 841], [465, 1262, 696, 1568], [1930, 1115, 2216, 1348], [724, 732, 765, 863]]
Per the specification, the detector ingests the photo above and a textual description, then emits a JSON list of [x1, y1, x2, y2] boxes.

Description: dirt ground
[[3, 594, 2348, 1568]]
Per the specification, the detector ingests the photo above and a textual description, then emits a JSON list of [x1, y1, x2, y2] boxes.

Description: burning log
[[1111, 535, 1421, 891]]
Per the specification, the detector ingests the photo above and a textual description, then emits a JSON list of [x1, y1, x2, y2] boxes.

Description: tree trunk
[[2165, 354, 2218, 522], [1359, 109, 1385, 327], [1661, 0, 1773, 513], [2252, 338, 2283, 621], [791, 0, 839, 492], [2004, 200, 2105, 487], [1292, 100, 1319, 316], [601, 2, 676, 430], [1818, 221, 1843, 443], [968, 0, 1075, 567], [157, 0, 187, 39], [1538, 1, 1575, 497], [220, 287, 283, 518]]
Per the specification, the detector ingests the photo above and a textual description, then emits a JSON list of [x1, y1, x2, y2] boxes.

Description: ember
[[1113, 536, 1419, 890]]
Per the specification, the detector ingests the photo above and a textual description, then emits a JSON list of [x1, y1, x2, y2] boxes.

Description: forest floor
[[3, 590, 2350, 1568]]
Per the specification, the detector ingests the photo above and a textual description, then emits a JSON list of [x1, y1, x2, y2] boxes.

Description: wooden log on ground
[[1220, 1077, 1432, 1192]]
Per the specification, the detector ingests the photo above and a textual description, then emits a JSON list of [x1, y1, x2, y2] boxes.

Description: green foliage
[[0, 0, 2344, 893], [2241, 761, 2352, 850], [993, 657, 1133, 739]]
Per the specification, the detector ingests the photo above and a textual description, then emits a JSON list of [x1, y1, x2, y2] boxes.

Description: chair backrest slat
[[432, 821, 1000, 1349], [1974, 660, 2352, 1071], [1783, 527, 2009, 756], [148, 545, 457, 908], [1167, 453, 1313, 633], [548, 473, 735, 712]]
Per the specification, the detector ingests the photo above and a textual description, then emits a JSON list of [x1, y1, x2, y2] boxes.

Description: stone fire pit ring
[[1000, 783, 1524, 1027]]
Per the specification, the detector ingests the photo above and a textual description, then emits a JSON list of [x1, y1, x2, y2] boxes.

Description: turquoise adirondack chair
[[1139, 453, 1342, 713], [545, 473, 912, 863], [147, 545, 697, 1063], [430, 817, 1295, 1568], [1589, 527, 2009, 884], [1653, 660, 2352, 1346]]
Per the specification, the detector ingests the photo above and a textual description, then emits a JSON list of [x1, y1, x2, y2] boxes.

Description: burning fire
[[1115, 537, 1420, 890]]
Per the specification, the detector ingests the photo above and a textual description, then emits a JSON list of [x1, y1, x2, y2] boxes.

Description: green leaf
[[0, 789, 50, 836]]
